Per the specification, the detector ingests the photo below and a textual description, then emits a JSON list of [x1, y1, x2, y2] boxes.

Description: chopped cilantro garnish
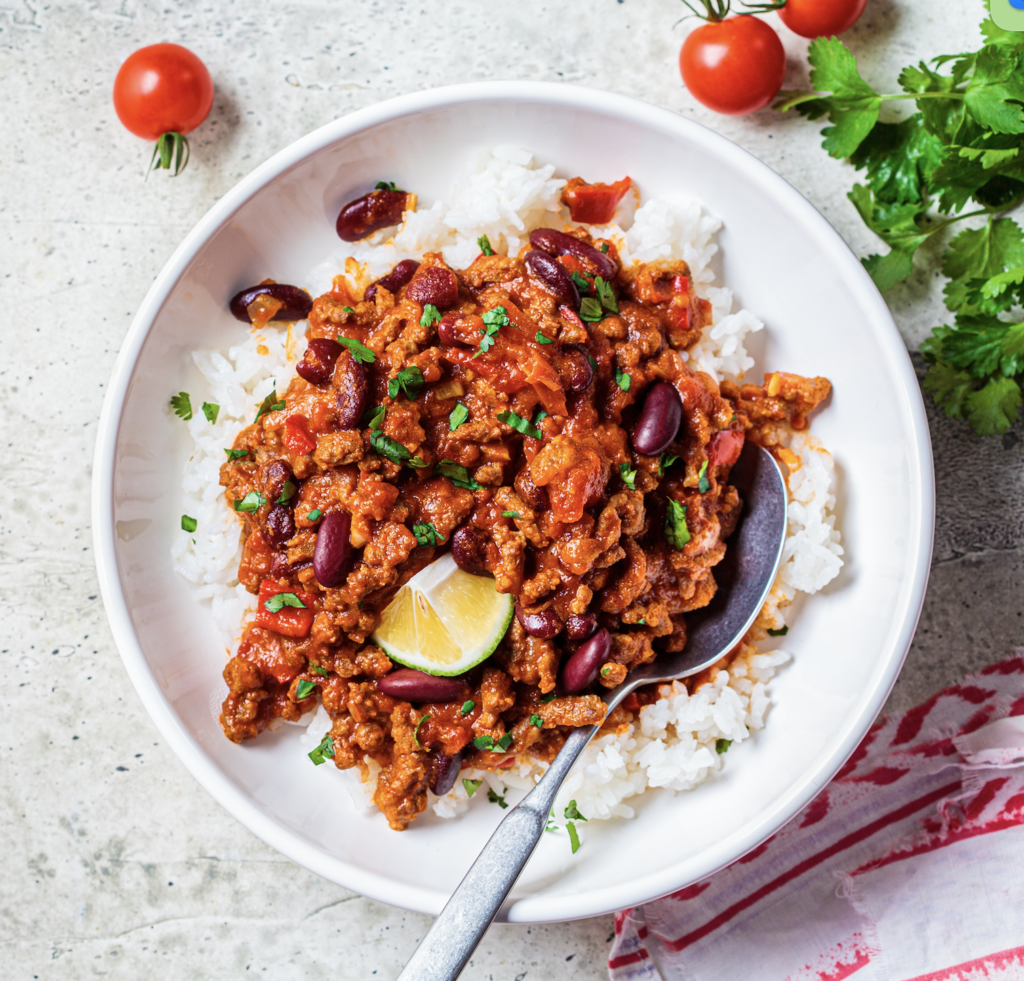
[[414, 714, 430, 749], [296, 679, 316, 700], [533, 409, 548, 424], [619, 462, 637, 490], [571, 270, 591, 292], [664, 498, 690, 550], [566, 821, 581, 854], [600, 242, 610, 254], [233, 491, 266, 513], [539, 691, 556, 703], [487, 787, 508, 809], [473, 733, 513, 753], [497, 733, 513, 751], [475, 306, 508, 358], [546, 812, 558, 832], [716, 738, 732, 754], [253, 390, 285, 424], [463, 778, 483, 798], [579, 297, 604, 322], [477, 234, 494, 256], [307, 509, 322, 522], [587, 355, 597, 372], [460, 700, 475, 716], [277, 480, 297, 505], [375, 180, 401, 191], [595, 276, 619, 314], [336, 335, 376, 364], [170, 391, 193, 421], [310, 664, 329, 677], [308, 734, 335, 765], [264, 592, 307, 613], [370, 429, 427, 469], [363, 404, 386, 430], [449, 402, 469, 432], [224, 447, 250, 461], [501, 510, 521, 519], [564, 800, 588, 822], [420, 303, 442, 327], [436, 458, 483, 490], [698, 460, 711, 494], [530, 713, 543, 728], [637, 618, 646, 625], [181, 515, 197, 533], [767, 625, 789, 637], [614, 366, 631, 392], [343, 305, 355, 313], [497, 408, 543, 440], [388, 365, 425, 401], [202, 401, 219, 424], [659, 453, 679, 476], [535, 331, 553, 345], [412, 521, 445, 547]]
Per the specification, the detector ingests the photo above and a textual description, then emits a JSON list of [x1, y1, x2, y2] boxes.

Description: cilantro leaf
[[477, 234, 494, 256], [473, 735, 494, 751], [664, 498, 690, 550], [539, 692, 556, 703], [277, 480, 297, 505], [535, 331, 554, 345], [899, 60, 968, 144], [462, 778, 482, 797], [370, 429, 427, 469], [336, 335, 376, 364], [310, 663, 329, 676], [941, 218, 1024, 311], [614, 366, 631, 392], [965, 375, 1022, 434], [296, 679, 316, 700], [921, 359, 979, 421], [579, 297, 604, 322], [618, 462, 637, 490], [571, 270, 591, 293], [566, 821, 581, 854], [412, 521, 444, 547], [501, 510, 521, 519], [849, 116, 945, 205], [375, 180, 401, 191], [420, 304, 442, 327], [658, 453, 679, 477], [461, 700, 475, 716], [564, 800, 587, 822], [253, 390, 285, 424], [767, 625, 789, 637], [475, 306, 508, 357], [436, 458, 483, 490], [487, 788, 508, 808], [363, 404, 386, 430], [530, 713, 544, 728], [307, 509, 322, 521], [497, 408, 543, 440], [964, 45, 1024, 135], [224, 447, 249, 460], [697, 460, 711, 494], [264, 592, 307, 613], [181, 514, 197, 533], [170, 392, 193, 421], [233, 491, 265, 513], [414, 714, 429, 749], [716, 738, 732, 754], [449, 402, 469, 431], [595, 276, 619, 313], [308, 734, 335, 765], [202, 401, 220, 424], [847, 184, 936, 290], [388, 365, 425, 401]]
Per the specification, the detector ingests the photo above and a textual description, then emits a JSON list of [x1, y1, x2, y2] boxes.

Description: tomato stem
[[678, 0, 784, 22], [146, 131, 191, 179]]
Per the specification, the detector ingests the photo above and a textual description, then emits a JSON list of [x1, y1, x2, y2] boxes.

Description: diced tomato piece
[[672, 276, 690, 294], [284, 414, 317, 455], [708, 430, 746, 468], [665, 301, 690, 332], [563, 176, 632, 224], [254, 578, 316, 639]]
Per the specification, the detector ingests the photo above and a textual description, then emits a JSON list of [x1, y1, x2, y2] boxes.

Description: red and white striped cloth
[[609, 650, 1024, 981]]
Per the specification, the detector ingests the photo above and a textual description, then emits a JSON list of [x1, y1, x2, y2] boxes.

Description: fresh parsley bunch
[[780, 1, 1024, 435]]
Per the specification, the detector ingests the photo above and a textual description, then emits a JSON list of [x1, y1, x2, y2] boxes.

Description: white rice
[[171, 147, 843, 829]]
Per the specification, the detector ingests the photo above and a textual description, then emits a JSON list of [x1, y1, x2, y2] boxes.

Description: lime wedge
[[372, 553, 514, 676]]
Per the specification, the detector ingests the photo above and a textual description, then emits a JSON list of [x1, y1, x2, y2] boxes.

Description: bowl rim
[[92, 79, 935, 923]]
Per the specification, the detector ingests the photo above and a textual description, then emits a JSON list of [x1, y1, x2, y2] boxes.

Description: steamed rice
[[173, 146, 843, 831]]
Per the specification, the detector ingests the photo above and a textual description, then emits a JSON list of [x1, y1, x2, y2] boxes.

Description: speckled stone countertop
[[3, 1, 1021, 978]]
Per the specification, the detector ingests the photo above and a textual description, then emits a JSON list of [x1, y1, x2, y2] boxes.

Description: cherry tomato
[[778, 0, 867, 38], [113, 43, 213, 140], [680, 16, 786, 116]]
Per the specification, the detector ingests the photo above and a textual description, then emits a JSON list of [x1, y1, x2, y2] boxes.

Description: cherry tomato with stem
[[777, 0, 867, 38], [678, 0, 786, 116], [113, 43, 214, 177]]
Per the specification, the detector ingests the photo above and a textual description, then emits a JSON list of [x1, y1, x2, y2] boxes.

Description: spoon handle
[[396, 724, 596, 981]]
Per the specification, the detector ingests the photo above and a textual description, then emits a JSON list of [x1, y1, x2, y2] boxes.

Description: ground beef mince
[[217, 228, 831, 831]]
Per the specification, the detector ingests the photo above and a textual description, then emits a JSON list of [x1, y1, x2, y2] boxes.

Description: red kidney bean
[[336, 189, 410, 242], [230, 284, 313, 324], [262, 503, 296, 551], [430, 749, 465, 796], [406, 266, 460, 309], [559, 628, 612, 695], [515, 604, 563, 639], [529, 228, 618, 280], [377, 668, 465, 702], [334, 352, 368, 430], [565, 612, 598, 641], [364, 259, 420, 302], [437, 313, 484, 348], [513, 469, 548, 510], [296, 337, 343, 386], [525, 250, 580, 310], [631, 381, 683, 456], [313, 510, 354, 587], [450, 525, 490, 576], [258, 459, 294, 506], [555, 345, 595, 393]]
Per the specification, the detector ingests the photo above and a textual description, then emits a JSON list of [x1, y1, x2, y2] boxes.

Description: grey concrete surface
[[2, 0, 1021, 978]]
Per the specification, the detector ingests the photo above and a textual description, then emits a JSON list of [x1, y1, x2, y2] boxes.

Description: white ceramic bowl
[[93, 82, 934, 923]]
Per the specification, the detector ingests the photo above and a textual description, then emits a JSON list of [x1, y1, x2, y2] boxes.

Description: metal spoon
[[397, 442, 788, 981]]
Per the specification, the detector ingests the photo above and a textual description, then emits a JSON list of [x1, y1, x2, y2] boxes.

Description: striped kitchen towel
[[609, 650, 1024, 981]]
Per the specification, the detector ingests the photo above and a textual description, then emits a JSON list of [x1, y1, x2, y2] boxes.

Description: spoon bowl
[[398, 442, 789, 981]]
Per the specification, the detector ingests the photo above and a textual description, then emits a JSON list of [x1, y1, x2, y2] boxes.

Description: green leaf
[[943, 219, 1024, 311], [412, 521, 444, 547], [618, 462, 637, 490], [501, 510, 521, 519], [477, 234, 494, 256], [487, 787, 508, 808], [370, 429, 427, 469], [277, 480, 296, 505], [848, 184, 935, 289], [697, 460, 711, 494], [308, 734, 335, 765], [475, 306, 508, 357], [414, 714, 429, 749], [579, 297, 603, 322], [375, 180, 401, 191], [420, 303, 442, 327], [566, 821, 581, 854], [899, 60, 968, 144], [716, 738, 732, 754], [497, 733, 513, 751], [181, 514, 197, 533], [264, 592, 307, 613], [310, 663, 329, 676], [862, 250, 916, 291], [449, 402, 469, 431], [964, 46, 1024, 135], [658, 453, 679, 477], [564, 800, 588, 821], [436, 458, 483, 490], [307, 509, 322, 521], [539, 691, 556, 703], [530, 713, 544, 728], [363, 404, 386, 430], [798, 38, 884, 159], [473, 735, 494, 751], [233, 491, 266, 513], [336, 335, 376, 364], [595, 276, 619, 313], [224, 447, 250, 460], [296, 679, 316, 700], [462, 778, 482, 797], [461, 700, 475, 716], [921, 360, 979, 420], [965, 375, 1022, 434], [202, 401, 220, 424], [957, 145, 1020, 169], [571, 270, 591, 292], [535, 331, 554, 345], [253, 390, 285, 424], [849, 116, 945, 205], [664, 498, 690, 550], [388, 365, 425, 401], [614, 366, 631, 392], [170, 391, 193, 421], [767, 625, 789, 636], [497, 408, 543, 440]]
